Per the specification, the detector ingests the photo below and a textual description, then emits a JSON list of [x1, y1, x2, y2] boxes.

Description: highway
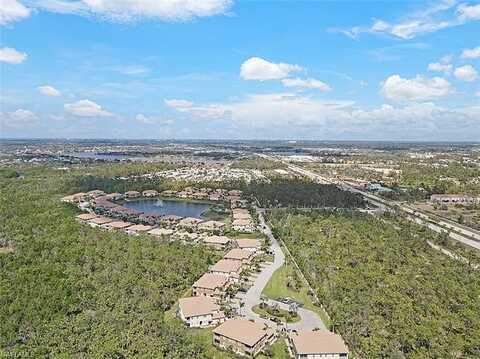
[[259, 154, 480, 251]]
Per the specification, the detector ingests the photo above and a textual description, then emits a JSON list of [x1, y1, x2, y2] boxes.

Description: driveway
[[241, 208, 326, 331]]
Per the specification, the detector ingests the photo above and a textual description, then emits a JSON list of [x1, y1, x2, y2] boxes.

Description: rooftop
[[89, 216, 114, 225], [105, 221, 133, 229], [289, 331, 349, 355], [179, 296, 220, 318], [127, 224, 153, 232], [224, 248, 253, 261], [148, 228, 174, 236], [213, 318, 268, 347], [203, 235, 231, 245], [210, 259, 243, 273], [76, 213, 98, 221], [193, 273, 229, 290], [235, 238, 261, 249]]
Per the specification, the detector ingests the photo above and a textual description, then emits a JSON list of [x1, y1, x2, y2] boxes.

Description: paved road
[[241, 209, 326, 330], [270, 155, 480, 251]]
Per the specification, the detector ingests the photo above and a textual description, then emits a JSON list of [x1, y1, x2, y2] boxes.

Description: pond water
[[122, 198, 211, 219]]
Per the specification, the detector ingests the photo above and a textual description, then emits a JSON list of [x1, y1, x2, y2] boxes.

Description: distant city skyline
[[1, 0, 480, 140]]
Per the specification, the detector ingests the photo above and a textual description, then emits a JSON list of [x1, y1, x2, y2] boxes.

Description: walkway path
[[241, 208, 326, 330]]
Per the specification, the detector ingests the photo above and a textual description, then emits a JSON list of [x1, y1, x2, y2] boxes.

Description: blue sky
[[1, 0, 479, 140]]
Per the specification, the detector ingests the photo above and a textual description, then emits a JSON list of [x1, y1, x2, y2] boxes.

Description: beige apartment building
[[213, 318, 275, 357]]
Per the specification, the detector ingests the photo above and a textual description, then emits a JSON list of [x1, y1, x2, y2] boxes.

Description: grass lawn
[[252, 304, 300, 323], [189, 328, 237, 359], [262, 264, 331, 328], [258, 338, 290, 359]]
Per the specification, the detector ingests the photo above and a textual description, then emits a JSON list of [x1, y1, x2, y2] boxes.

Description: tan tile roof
[[179, 296, 220, 318], [193, 273, 229, 290], [233, 213, 252, 220], [210, 259, 243, 274], [198, 220, 226, 229], [290, 331, 349, 355], [179, 217, 203, 226], [161, 215, 182, 221], [235, 238, 261, 249], [232, 219, 254, 226], [232, 208, 249, 215], [125, 190, 140, 196], [105, 221, 133, 229], [148, 228, 174, 236], [127, 224, 153, 232], [89, 216, 114, 225], [76, 213, 98, 221], [224, 249, 253, 261], [203, 235, 231, 245], [213, 318, 267, 347]]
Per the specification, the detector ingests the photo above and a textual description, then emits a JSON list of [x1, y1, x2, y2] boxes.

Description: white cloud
[[8, 109, 38, 122], [381, 74, 451, 102], [476, 91, 480, 97], [164, 93, 480, 140], [461, 46, 480, 59], [428, 62, 452, 74], [457, 3, 480, 21], [240, 57, 302, 81], [165, 98, 229, 120], [0, 47, 27, 64], [335, 1, 480, 40], [167, 93, 354, 126], [164, 99, 193, 109], [135, 113, 173, 125], [33, 0, 233, 22], [0, 0, 30, 25], [281, 78, 331, 91], [64, 99, 113, 117], [428, 56, 453, 74], [454, 65, 478, 82], [38, 85, 61, 96]]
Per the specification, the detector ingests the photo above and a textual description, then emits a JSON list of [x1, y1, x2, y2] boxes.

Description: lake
[[122, 198, 211, 219]]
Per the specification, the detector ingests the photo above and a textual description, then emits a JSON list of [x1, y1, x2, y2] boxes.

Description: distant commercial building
[[430, 194, 480, 204]]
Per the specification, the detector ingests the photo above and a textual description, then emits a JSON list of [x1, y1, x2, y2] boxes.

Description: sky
[[1, 0, 479, 141]]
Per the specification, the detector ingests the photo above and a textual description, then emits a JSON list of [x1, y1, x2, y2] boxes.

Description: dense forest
[[0, 165, 222, 357], [267, 209, 480, 359], [243, 179, 365, 208]]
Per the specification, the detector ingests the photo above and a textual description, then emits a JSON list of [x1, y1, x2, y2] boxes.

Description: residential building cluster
[[118, 165, 266, 183], [62, 186, 349, 358]]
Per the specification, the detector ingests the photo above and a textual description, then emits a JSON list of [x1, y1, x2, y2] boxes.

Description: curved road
[[240, 209, 326, 330]]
